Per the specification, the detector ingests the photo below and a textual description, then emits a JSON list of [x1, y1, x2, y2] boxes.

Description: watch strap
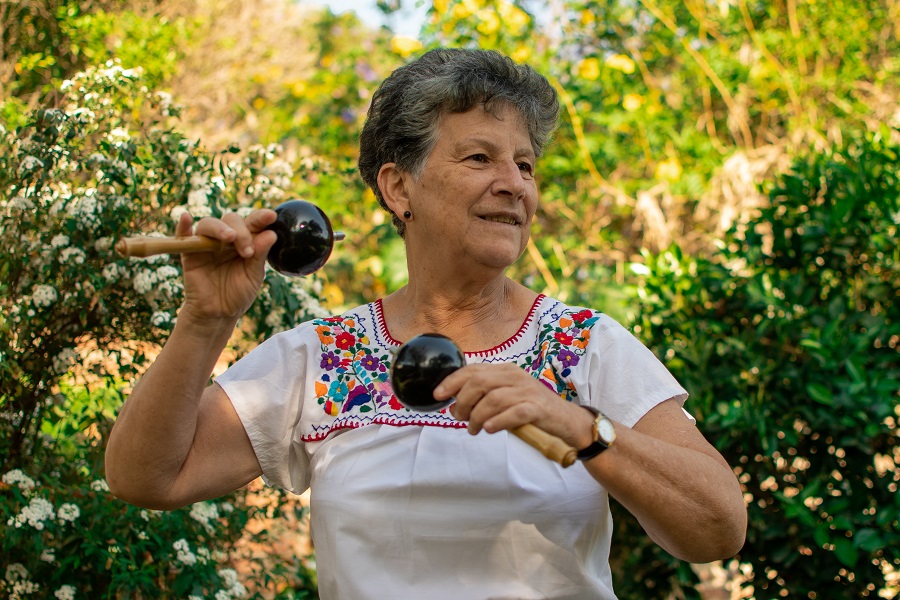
[[577, 406, 611, 461]]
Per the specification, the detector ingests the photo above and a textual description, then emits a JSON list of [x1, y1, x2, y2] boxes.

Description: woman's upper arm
[[168, 383, 263, 506], [632, 398, 732, 471]]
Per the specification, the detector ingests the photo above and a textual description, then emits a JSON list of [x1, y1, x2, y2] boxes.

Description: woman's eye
[[518, 162, 534, 175], [469, 154, 488, 162]]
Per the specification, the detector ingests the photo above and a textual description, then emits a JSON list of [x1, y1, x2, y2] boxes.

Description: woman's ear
[[377, 163, 411, 217]]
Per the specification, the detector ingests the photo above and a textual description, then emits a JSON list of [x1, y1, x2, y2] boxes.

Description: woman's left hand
[[434, 363, 594, 450]]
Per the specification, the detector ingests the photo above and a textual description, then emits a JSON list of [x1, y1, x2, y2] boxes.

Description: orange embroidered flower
[[316, 325, 334, 344]]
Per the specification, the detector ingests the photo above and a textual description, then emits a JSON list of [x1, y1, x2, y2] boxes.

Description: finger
[[175, 211, 194, 237], [222, 212, 255, 258], [245, 208, 278, 233], [464, 384, 529, 435], [194, 216, 238, 244], [458, 374, 522, 431], [479, 399, 539, 435], [246, 210, 278, 261]]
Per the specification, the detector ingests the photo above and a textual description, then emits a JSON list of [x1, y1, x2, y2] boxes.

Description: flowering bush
[[1, 61, 324, 596], [1, 458, 315, 598]]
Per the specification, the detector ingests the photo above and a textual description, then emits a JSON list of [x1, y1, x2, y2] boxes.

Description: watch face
[[598, 419, 616, 443]]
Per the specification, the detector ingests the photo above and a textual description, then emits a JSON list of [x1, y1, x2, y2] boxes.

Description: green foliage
[[0, 1, 189, 129], [625, 131, 900, 598]]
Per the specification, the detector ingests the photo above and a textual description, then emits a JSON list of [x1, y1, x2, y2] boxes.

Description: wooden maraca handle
[[511, 423, 577, 468], [115, 235, 227, 258]]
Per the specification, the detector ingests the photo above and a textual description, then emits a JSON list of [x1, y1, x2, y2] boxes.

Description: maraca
[[391, 333, 577, 467], [114, 199, 344, 276]]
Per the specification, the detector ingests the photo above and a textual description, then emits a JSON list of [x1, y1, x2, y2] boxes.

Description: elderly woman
[[106, 48, 746, 599]]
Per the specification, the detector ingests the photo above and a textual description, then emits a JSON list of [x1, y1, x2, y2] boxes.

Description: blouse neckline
[[374, 294, 546, 358]]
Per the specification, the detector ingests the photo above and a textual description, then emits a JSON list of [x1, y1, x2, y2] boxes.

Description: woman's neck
[[381, 275, 538, 352]]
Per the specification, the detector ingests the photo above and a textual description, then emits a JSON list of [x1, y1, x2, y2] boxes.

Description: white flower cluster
[[187, 172, 216, 218], [156, 91, 173, 116], [32, 284, 59, 308], [54, 585, 76, 600], [243, 144, 293, 204], [18, 155, 44, 176], [173, 538, 196, 565], [189, 501, 220, 533], [3, 564, 39, 600], [65, 188, 102, 231], [52, 348, 78, 374], [59, 247, 86, 265], [57, 502, 80, 523], [67, 106, 96, 124], [102, 262, 123, 283], [2, 469, 36, 492], [62, 60, 142, 94], [7, 496, 54, 530], [214, 568, 247, 599], [90, 479, 110, 492], [151, 311, 172, 327]]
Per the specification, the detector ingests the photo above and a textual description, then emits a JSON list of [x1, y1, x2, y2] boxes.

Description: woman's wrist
[[175, 303, 240, 341]]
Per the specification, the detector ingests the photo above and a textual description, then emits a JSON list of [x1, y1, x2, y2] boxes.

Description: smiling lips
[[481, 215, 520, 225]]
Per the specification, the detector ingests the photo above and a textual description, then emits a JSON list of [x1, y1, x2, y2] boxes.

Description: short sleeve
[[576, 315, 689, 428], [215, 324, 315, 494]]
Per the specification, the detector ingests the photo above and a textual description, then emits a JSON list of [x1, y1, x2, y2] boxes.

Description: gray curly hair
[[358, 48, 560, 237]]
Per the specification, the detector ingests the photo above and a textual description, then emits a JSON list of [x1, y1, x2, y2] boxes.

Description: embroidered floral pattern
[[312, 316, 394, 417], [526, 307, 599, 402], [306, 299, 600, 437]]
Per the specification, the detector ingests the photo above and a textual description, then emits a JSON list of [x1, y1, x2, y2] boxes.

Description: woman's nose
[[491, 161, 527, 198]]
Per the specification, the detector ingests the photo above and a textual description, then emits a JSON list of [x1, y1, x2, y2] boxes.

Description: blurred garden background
[[1, 0, 898, 598]]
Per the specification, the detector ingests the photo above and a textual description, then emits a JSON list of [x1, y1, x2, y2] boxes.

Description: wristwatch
[[577, 406, 616, 461]]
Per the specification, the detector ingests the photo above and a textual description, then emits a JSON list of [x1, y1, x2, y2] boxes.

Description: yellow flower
[[322, 283, 344, 307], [622, 93, 644, 111], [580, 9, 596, 25], [290, 81, 306, 98], [655, 157, 683, 182], [477, 10, 500, 35], [577, 57, 601, 81], [511, 45, 532, 63], [391, 35, 423, 58], [499, 1, 530, 34], [605, 53, 635, 74], [433, 0, 449, 13]]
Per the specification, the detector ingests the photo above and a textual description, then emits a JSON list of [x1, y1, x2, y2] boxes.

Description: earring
[[403, 210, 412, 219]]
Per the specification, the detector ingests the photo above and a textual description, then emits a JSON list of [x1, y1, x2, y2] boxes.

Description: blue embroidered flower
[[328, 380, 349, 401]]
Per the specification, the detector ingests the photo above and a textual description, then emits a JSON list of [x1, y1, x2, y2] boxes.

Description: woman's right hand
[[175, 209, 278, 321]]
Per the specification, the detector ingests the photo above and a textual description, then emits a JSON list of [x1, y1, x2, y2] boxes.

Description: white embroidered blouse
[[216, 294, 688, 599]]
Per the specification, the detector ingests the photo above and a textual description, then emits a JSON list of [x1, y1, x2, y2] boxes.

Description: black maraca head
[[265, 199, 335, 277], [391, 333, 465, 412]]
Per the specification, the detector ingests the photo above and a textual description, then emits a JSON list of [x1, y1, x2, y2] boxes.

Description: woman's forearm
[[584, 424, 747, 563], [104, 310, 238, 507]]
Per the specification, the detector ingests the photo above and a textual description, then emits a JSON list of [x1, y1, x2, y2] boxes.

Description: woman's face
[[406, 104, 538, 273]]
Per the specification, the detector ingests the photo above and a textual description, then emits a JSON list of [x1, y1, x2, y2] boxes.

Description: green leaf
[[806, 383, 833, 405], [833, 537, 859, 568], [853, 528, 884, 552]]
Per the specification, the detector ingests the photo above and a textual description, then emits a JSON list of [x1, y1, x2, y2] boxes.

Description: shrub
[[619, 130, 900, 598], [1, 61, 325, 597]]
